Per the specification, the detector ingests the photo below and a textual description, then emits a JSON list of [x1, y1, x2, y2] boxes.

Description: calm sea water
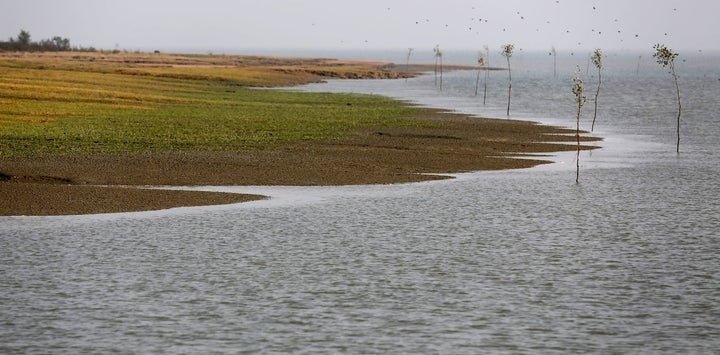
[[1, 52, 719, 353]]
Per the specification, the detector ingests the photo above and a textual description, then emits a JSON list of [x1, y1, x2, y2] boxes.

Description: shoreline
[[0, 52, 598, 216], [1, 112, 598, 216]]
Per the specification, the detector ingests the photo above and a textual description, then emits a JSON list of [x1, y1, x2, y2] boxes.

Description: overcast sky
[[2, 0, 717, 55]]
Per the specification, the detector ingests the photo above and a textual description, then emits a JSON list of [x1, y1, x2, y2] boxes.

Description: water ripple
[[2, 57, 720, 353]]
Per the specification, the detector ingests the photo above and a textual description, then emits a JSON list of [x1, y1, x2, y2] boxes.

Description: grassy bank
[[0, 52, 421, 157]]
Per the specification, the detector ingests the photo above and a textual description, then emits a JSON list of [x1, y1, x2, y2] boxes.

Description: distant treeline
[[0, 30, 97, 52]]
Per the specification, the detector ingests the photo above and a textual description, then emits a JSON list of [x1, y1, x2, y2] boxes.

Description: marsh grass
[[0, 55, 429, 157]]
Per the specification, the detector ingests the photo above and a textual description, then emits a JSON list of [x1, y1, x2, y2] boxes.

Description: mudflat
[[1, 113, 595, 216], [0, 52, 597, 216]]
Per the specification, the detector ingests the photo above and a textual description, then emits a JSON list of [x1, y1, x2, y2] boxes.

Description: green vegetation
[[0, 54, 429, 158], [1, 29, 92, 52]]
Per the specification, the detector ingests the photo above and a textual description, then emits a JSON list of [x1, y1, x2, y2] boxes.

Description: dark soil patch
[[0, 113, 600, 216]]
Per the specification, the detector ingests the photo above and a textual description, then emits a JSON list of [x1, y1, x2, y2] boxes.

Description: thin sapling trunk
[[551, 47, 557, 78], [475, 65, 481, 96], [433, 45, 443, 90], [653, 44, 682, 153], [439, 53, 443, 90], [671, 62, 681, 153], [483, 45, 489, 105], [506, 56, 512, 116], [475, 52, 486, 97], [591, 48, 603, 131], [572, 66, 587, 183], [405, 48, 413, 82], [433, 45, 439, 86], [501, 44, 514, 116]]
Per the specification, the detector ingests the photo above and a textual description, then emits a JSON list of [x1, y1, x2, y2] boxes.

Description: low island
[[0, 51, 598, 216]]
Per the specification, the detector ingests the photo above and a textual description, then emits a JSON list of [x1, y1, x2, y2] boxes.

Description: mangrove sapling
[[501, 44, 514, 116], [474, 52, 487, 97], [572, 66, 588, 183], [653, 44, 682, 153], [586, 52, 591, 74], [405, 48, 414, 81], [483, 45, 490, 105], [439, 49, 443, 90], [433, 45, 443, 90], [590, 48, 603, 131], [433, 45, 439, 87], [551, 46, 557, 78]]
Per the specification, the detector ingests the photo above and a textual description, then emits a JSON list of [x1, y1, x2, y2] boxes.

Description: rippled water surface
[[2, 53, 719, 353]]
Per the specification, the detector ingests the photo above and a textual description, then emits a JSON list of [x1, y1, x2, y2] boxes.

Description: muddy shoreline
[[1, 112, 596, 216]]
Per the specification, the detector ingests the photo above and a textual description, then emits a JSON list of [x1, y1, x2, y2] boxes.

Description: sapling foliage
[[571, 66, 588, 183], [590, 48, 603, 131], [652, 44, 682, 153], [501, 44, 514, 116]]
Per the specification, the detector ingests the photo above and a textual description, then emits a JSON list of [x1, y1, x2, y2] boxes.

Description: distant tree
[[474, 51, 486, 97], [0, 36, 15, 51], [0, 30, 78, 52], [17, 30, 31, 50], [52, 36, 71, 51], [653, 44, 682, 153], [590, 48, 603, 131], [571, 65, 588, 183], [501, 44, 514, 116], [37, 36, 71, 51]]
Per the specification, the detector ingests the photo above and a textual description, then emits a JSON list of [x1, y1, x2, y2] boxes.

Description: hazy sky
[[2, 0, 717, 54]]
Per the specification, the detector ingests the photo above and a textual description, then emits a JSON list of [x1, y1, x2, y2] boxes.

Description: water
[[1, 53, 719, 353]]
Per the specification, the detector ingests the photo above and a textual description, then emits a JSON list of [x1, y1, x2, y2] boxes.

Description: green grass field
[[0, 53, 428, 157]]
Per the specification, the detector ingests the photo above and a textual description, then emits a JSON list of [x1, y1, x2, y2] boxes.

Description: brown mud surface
[[1, 112, 598, 216]]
